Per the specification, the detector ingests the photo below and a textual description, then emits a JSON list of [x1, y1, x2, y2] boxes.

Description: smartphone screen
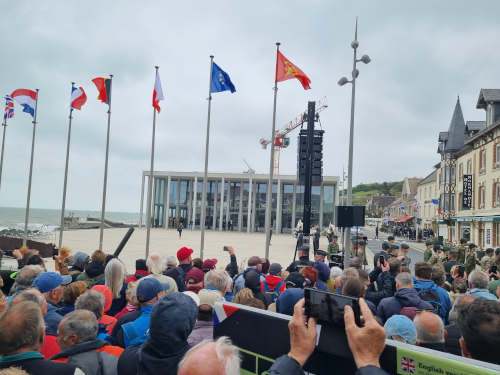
[[379, 255, 385, 267], [458, 265, 465, 277], [223, 246, 229, 251], [304, 288, 361, 327], [490, 265, 498, 274]]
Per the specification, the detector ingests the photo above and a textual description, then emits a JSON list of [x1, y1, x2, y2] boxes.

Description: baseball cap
[[137, 277, 170, 303], [384, 315, 417, 345], [285, 272, 306, 288], [198, 288, 223, 308], [186, 267, 204, 284], [248, 256, 265, 267], [177, 247, 194, 262], [202, 258, 218, 272], [269, 263, 282, 276], [32, 272, 72, 293]]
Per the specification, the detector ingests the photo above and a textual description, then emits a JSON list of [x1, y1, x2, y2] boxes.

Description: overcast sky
[[0, 1, 499, 212]]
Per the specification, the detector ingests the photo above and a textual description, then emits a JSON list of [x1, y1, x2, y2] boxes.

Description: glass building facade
[[141, 172, 338, 233]]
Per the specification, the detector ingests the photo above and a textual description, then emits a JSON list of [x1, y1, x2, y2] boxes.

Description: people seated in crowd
[[74, 289, 109, 341], [68, 252, 89, 281], [104, 259, 127, 316], [91, 285, 118, 334], [57, 281, 87, 317], [77, 250, 106, 287], [51, 309, 123, 375], [7, 265, 44, 300], [0, 301, 83, 375]]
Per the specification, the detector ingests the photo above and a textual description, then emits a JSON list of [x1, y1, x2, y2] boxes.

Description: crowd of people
[[0, 232, 499, 375]]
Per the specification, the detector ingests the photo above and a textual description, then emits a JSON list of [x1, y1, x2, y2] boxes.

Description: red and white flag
[[152, 71, 164, 112]]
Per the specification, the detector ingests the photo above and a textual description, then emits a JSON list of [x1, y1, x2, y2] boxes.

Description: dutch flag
[[10, 89, 37, 117]]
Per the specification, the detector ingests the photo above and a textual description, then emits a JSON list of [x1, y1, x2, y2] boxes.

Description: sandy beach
[[53, 228, 332, 272]]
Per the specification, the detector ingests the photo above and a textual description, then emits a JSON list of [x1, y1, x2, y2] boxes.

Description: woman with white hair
[[145, 253, 179, 294], [104, 258, 127, 316]]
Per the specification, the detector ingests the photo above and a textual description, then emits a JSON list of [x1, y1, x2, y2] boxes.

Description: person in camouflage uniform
[[327, 235, 340, 258], [480, 248, 494, 272], [465, 243, 480, 275], [429, 243, 443, 266], [357, 240, 368, 266], [457, 238, 468, 264], [423, 240, 434, 262]]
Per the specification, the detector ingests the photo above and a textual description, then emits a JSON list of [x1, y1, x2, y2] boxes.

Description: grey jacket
[[187, 320, 214, 347]]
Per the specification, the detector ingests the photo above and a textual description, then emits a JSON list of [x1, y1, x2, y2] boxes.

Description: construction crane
[[259, 97, 328, 176], [242, 158, 255, 175]]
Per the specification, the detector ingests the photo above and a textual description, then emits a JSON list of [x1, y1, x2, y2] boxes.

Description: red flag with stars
[[275, 50, 311, 90]]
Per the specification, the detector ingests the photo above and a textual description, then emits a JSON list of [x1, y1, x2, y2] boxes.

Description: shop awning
[[398, 216, 414, 223]]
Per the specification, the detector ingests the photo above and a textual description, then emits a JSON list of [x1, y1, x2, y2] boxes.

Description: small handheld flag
[[70, 86, 87, 110], [211, 62, 236, 93], [275, 50, 311, 90], [10, 89, 37, 117], [92, 77, 111, 104], [4, 96, 14, 120], [152, 71, 164, 112]]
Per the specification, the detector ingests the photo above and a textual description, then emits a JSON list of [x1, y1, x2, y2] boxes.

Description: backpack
[[416, 288, 442, 317], [262, 280, 284, 302]]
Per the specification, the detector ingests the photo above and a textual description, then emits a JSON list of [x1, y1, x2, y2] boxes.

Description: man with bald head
[[178, 337, 240, 375], [414, 311, 446, 352]]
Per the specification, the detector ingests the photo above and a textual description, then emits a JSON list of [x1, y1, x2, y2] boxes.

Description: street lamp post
[[338, 18, 371, 269]]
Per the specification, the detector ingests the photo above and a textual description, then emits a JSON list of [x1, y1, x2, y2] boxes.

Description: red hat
[[177, 247, 194, 262], [186, 267, 205, 284], [202, 258, 218, 272]]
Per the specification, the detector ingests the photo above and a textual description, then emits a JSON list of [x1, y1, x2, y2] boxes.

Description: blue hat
[[137, 277, 169, 302], [32, 272, 72, 293], [384, 315, 417, 345]]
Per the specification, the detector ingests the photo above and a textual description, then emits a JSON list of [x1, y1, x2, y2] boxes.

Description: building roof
[[476, 89, 500, 109], [465, 120, 486, 132], [418, 169, 437, 186], [440, 97, 466, 153]]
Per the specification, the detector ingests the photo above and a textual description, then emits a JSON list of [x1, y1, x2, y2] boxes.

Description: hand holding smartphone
[[304, 288, 361, 327]]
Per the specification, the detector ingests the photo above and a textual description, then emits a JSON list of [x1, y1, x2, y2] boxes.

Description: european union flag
[[211, 62, 236, 93]]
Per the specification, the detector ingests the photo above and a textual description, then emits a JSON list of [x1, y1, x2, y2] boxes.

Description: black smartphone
[[490, 265, 498, 274], [304, 287, 361, 327], [223, 246, 229, 251], [457, 265, 465, 278], [378, 255, 386, 267]]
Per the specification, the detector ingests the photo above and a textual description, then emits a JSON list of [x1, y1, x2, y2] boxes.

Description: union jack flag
[[3, 96, 14, 120], [401, 356, 415, 373]]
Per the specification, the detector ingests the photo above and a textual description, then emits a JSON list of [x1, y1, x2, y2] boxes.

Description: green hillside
[[340, 181, 402, 206]]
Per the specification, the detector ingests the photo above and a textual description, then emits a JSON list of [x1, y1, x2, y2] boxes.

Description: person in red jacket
[[261, 263, 286, 301]]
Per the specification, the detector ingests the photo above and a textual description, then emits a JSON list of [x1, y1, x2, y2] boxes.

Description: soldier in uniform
[[327, 235, 340, 257], [357, 240, 368, 266], [389, 244, 400, 258], [423, 240, 434, 262], [373, 242, 390, 268], [457, 238, 467, 264], [465, 243, 480, 275], [400, 243, 411, 267], [387, 235, 395, 245], [429, 243, 443, 266], [286, 249, 313, 273], [480, 248, 494, 272], [314, 249, 327, 263]]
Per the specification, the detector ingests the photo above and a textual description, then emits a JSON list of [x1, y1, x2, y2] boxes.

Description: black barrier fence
[[213, 302, 499, 375]]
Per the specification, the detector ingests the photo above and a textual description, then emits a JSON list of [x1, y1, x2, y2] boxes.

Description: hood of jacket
[[92, 285, 113, 313], [413, 278, 436, 292], [142, 292, 197, 358], [85, 262, 105, 278], [263, 275, 284, 290], [394, 288, 426, 307], [51, 339, 106, 360], [244, 270, 262, 294]]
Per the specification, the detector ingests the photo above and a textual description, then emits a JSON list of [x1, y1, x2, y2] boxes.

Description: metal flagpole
[[145, 66, 160, 259], [99, 75, 113, 251], [23, 89, 39, 246], [0, 116, 8, 191], [264, 42, 280, 259], [200, 55, 214, 259], [59, 83, 75, 248]]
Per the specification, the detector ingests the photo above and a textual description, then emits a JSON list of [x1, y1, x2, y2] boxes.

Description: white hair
[[330, 266, 342, 280], [105, 258, 125, 299], [166, 256, 177, 267], [468, 270, 489, 289], [204, 270, 227, 294], [179, 336, 240, 375], [147, 253, 164, 275], [224, 272, 233, 292]]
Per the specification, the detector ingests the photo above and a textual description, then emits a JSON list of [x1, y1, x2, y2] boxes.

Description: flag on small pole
[[0, 96, 14, 191], [200, 58, 236, 258], [92, 75, 113, 251], [59, 83, 87, 248], [11, 88, 39, 246], [145, 67, 164, 258], [265, 44, 311, 259]]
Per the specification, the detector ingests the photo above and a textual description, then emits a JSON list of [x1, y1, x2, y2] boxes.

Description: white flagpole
[[0, 111, 9, 191], [200, 55, 214, 259], [23, 89, 39, 247], [145, 66, 160, 259], [99, 75, 113, 251], [58, 83, 75, 248]]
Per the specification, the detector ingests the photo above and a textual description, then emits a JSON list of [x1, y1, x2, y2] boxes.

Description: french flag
[[71, 86, 87, 110], [10, 89, 37, 117], [152, 71, 164, 113]]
